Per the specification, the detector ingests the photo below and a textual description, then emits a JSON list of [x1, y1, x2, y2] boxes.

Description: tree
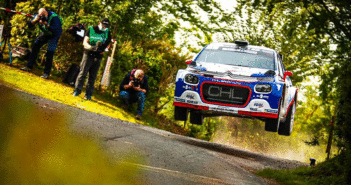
[[8, 0, 232, 119], [233, 0, 351, 182]]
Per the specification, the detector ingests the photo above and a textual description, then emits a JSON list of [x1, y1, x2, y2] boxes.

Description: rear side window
[[277, 54, 285, 77]]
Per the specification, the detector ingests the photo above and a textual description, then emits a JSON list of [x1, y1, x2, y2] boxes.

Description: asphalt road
[[1, 84, 306, 184]]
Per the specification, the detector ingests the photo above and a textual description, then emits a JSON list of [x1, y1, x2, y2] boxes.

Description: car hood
[[194, 62, 270, 77]]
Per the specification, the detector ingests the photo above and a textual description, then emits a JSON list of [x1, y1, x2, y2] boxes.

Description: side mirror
[[283, 71, 293, 81], [185, 59, 192, 64]]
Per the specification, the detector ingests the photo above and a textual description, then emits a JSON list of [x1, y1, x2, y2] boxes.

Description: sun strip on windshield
[[222, 48, 258, 54]]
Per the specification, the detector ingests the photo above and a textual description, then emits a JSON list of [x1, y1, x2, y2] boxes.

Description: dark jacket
[[120, 70, 148, 94], [27, 11, 62, 38]]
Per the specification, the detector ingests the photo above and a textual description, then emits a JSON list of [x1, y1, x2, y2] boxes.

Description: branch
[[305, 5, 341, 43], [154, 99, 171, 114], [318, 0, 351, 41]]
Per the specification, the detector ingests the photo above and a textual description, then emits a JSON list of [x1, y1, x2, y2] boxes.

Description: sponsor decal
[[210, 78, 241, 85], [255, 94, 269, 99], [222, 48, 258, 54], [175, 98, 198, 105], [206, 85, 243, 100], [209, 107, 238, 113], [187, 100, 198, 104], [183, 85, 193, 90], [227, 70, 237, 73], [175, 98, 186, 103], [250, 108, 258, 111], [265, 109, 278, 114], [253, 103, 264, 108], [186, 94, 195, 100]]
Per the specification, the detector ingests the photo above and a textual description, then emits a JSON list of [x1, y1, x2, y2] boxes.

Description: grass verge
[[255, 154, 346, 185], [0, 62, 188, 136], [0, 62, 151, 126]]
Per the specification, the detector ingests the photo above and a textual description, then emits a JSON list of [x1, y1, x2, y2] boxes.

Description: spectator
[[73, 18, 111, 100], [20, 7, 62, 79], [120, 69, 148, 120]]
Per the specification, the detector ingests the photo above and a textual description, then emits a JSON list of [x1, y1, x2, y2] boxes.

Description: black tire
[[174, 106, 188, 121], [190, 111, 203, 125], [278, 100, 296, 136], [265, 118, 280, 132], [265, 100, 282, 132]]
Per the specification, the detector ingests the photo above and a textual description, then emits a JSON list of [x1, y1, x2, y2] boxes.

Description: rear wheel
[[265, 100, 282, 132], [174, 106, 188, 121], [190, 111, 204, 125], [278, 100, 296, 136]]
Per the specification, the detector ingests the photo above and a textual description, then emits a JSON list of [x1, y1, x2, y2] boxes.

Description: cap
[[100, 18, 110, 28]]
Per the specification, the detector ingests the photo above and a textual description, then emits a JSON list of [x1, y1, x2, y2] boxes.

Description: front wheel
[[190, 111, 203, 125], [174, 106, 188, 121], [278, 100, 296, 136], [265, 100, 282, 132]]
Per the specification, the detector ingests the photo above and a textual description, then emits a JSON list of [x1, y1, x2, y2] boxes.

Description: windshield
[[195, 48, 275, 70]]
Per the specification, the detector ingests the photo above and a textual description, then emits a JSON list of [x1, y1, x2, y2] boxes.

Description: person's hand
[[38, 20, 48, 26], [133, 85, 140, 91], [91, 46, 98, 52], [83, 44, 93, 50], [33, 15, 40, 22], [128, 81, 134, 87]]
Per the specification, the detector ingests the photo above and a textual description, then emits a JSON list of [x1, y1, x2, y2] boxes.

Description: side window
[[278, 54, 286, 72], [276, 54, 284, 77]]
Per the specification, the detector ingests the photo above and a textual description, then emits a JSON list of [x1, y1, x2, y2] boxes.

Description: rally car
[[173, 41, 297, 136]]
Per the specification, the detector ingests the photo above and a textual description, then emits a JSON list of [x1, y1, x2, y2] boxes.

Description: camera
[[39, 15, 48, 22], [131, 77, 140, 87]]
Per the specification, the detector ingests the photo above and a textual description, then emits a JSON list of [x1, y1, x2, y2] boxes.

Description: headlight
[[184, 74, 199, 84], [255, 83, 272, 93]]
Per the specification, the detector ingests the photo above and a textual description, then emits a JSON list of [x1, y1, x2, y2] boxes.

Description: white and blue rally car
[[173, 41, 298, 136]]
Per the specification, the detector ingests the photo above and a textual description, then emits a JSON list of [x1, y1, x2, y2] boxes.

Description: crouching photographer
[[20, 7, 62, 79], [120, 69, 148, 120]]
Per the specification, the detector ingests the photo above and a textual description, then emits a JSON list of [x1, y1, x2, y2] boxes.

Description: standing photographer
[[119, 69, 148, 120], [73, 18, 111, 100], [20, 7, 62, 79]]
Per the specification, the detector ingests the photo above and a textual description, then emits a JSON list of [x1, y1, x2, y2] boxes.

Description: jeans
[[120, 91, 146, 116], [27, 34, 60, 75], [74, 52, 102, 96]]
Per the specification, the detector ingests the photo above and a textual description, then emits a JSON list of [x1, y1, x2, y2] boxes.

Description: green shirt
[[88, 26, 109, 46]]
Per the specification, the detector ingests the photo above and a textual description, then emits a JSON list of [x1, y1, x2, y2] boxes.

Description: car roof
[[206, 42, 276, 53]]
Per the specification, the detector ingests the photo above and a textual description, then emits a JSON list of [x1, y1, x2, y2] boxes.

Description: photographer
[[120, 69, 148, 120], [20, 7, 62, 79], [73, 18, 111, 100]]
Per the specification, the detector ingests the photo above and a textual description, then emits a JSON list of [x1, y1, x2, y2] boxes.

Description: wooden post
[[100, 40, 117, 88], [110, 40, 117, 60]]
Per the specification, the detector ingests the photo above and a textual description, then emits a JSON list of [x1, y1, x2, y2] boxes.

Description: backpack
[[67, 23, 86, 42]]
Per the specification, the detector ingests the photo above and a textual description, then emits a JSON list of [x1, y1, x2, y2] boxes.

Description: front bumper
[[174, 74, 282, 119]]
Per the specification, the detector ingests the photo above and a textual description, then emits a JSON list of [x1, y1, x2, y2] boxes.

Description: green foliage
[[225, 0, 332, 84], [111, 37, 189, 115], [256, 154, 347, 185], [294, 84, 336, 146], [8, 0, 231, 121], [233, 0, 351, 183]]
